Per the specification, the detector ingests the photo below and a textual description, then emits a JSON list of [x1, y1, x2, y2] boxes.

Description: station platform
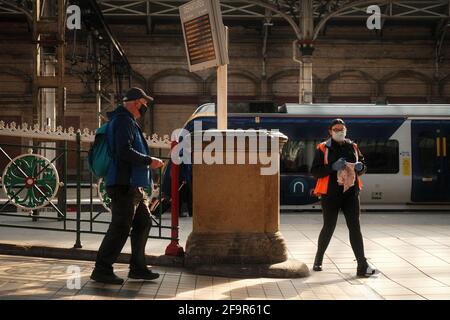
[[0, 213, 449, 300]]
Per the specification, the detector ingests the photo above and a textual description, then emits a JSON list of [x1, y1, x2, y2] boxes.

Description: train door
[[442, 122, 450, 200], [411, 120, 450, 202]]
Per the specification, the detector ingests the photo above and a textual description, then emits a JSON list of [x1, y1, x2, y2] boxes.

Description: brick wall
[[0, 21, 449, 137]]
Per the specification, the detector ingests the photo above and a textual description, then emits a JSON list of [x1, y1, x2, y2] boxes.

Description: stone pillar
[[41, 55, 57, 161], [298, 0, 314, 104], [184, 130, 309, 278], [299, 44, 315, 104], [431, 81, 445, 103]]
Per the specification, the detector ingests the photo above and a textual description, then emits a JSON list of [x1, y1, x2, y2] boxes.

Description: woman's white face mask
[[332, 130, 347, 142]]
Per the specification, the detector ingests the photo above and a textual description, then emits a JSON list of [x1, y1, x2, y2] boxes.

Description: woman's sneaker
[[313, 264, 322, 272], [313, 254, 323, 272], [357, 261, 378, 277]]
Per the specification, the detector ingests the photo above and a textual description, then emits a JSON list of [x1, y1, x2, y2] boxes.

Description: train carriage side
[[176, 103, 450, 211], [276, 104, 450, 210]]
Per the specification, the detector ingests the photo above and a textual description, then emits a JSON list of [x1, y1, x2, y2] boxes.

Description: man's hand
[[149, 157, 164, 170]]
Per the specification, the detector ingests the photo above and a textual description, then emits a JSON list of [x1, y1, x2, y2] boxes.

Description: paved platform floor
[[0, 213, 450, 300]]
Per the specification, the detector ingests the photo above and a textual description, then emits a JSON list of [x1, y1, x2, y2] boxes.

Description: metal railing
[[0, 127, 182, 254]]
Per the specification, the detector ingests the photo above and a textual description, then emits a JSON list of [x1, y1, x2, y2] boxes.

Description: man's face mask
[[331, 128, 347, 142], [138, 104, 148, 118]]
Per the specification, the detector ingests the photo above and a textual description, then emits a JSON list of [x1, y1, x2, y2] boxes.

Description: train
[[160, 102, 450, 212]]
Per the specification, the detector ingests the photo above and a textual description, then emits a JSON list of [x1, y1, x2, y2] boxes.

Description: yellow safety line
[[437, 137, 441, 157]]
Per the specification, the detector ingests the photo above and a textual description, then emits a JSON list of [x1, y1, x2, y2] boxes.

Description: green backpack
[[88, 122, 112, 178]]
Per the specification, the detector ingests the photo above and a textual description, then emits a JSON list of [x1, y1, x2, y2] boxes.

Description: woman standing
[[311, 118, 378, 277]]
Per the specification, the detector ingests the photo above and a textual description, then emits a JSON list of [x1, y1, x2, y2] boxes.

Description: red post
[[165, 140, 185, 256]]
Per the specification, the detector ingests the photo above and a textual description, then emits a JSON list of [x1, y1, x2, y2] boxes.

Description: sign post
[[180, 0, 229, 129], [216, 27, 228, 130], [216, 63, 227, 130]]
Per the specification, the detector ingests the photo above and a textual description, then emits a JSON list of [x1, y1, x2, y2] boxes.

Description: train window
[[280, 139, 399, 174], [281, 139, 321, 174], [356, 140, 399, 174], [416, 134, 435, 176]]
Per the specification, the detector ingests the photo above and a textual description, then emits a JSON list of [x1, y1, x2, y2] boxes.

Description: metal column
[[32, 0, 66, 128], [298, 0, 314, 104]]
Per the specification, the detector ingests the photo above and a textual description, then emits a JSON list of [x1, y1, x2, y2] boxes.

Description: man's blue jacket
[[105, 106, 152, 187]]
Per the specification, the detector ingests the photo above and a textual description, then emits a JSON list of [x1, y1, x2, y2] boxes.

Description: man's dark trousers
[[95, 185, 152, 273]]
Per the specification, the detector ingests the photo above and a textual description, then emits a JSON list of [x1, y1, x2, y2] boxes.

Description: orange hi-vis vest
[[313, 141, 363, 196]]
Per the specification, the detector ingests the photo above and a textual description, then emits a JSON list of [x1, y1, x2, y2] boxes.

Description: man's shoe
[[128, 269, 160, 280], [357, 261, 378, 277], [90, 269, 124, 285], [179, 211, 188, 218]]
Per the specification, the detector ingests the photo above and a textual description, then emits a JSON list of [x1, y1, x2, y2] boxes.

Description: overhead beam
[[2, 0, 448, 21], [313, 0, 391, 40], [95, 0, 449, 20], [0, 0, 33, 21]]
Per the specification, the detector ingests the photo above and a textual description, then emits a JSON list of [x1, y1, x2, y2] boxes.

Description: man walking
[[91, 87, 164, 284]]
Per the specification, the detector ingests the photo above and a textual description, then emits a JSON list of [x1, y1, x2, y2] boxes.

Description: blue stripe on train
[[186, 116, 406, 140], [182, 116, 406, 206]]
